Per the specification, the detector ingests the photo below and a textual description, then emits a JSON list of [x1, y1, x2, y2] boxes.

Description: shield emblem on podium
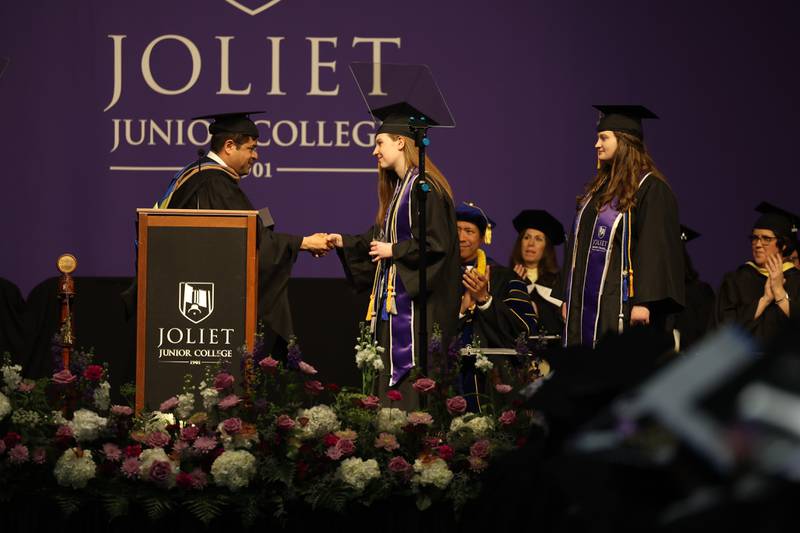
[[179, 282, 215, 324]]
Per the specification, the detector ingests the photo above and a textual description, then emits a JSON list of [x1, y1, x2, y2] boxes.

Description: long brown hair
[[579, 131, 665, 211], [375, 134, 454, 225], [509, 231, 560, 277]]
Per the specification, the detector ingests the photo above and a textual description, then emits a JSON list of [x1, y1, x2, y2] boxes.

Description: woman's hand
[[513, 263, 527, 280], [766, 252, 786, 298], [630, 305, 650, 326], [762, 274, 774, 303], [327, 233, 343, 248], [369, 240, 393, 262]]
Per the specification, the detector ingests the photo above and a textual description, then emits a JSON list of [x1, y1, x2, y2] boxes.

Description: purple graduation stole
[[369, 168, 419, 386]]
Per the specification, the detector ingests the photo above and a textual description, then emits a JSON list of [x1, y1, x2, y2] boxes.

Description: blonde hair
[[375, 134, 454, 224]]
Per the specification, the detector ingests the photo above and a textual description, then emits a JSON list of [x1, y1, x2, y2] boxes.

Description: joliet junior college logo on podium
[[179, 282, 215, 324]]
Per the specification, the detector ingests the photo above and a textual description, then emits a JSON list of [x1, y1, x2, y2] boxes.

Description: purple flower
[[181, 426, 200, 442], [52, 369, 76, 385], [193, 436, 217, 453], [287, 341, 302, 370], [32, 448, 47, 464], [111, 405, 133, 417], [213, 372, 235, 391], [103, 443, 123, 462], [9, 444, 29, 464], [217, 394, 241, 410], [121, 457, 140, 478], [149, 460, 172, 485], [159, 396, 179, 412], [221, 417, 243, 435]]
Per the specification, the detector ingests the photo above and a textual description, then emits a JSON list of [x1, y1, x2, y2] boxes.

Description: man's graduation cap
[[512, 209, 566, 246], [594, 105, 659, 140], [456, 201, 495, 243], [192, 111, 264, 138], [680, 224, 701, 243]]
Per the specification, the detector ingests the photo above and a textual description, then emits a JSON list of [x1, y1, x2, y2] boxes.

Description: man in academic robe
[[149, 111, 331, 355], [456, 203, 537, 410], [672, 225, 716, 351], [716, 205, 800, 342]]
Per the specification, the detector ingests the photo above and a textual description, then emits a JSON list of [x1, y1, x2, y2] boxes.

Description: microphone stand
[[410, 117, 430, 379]]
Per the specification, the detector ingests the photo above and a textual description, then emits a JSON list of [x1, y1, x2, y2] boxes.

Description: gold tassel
[[386, 265, 397, 314], [484, 225, 492, 245]]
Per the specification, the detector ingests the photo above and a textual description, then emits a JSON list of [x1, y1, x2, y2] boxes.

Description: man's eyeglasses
[[749, 235, 777, 245]]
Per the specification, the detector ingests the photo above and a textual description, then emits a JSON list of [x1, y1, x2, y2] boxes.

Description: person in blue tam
[[456, 201, 537, 411]]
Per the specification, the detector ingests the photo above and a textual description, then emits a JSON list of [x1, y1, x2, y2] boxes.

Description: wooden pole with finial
[[56, 254, 77, 369]]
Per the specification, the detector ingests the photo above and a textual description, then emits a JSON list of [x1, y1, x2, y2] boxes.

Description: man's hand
[[463, 265, 491, 305], [327, 233, 343, 248], [301, 233, 333, 256]]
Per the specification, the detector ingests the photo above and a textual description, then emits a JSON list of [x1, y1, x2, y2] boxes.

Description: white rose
[[69, 408, 108, 442], [54, 448, 97, 489]]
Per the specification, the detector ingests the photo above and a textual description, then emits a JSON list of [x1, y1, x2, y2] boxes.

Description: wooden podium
[[135, 209, 258, 412]]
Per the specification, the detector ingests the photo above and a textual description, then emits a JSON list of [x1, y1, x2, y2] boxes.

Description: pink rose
[[111, 405, 134, 417], [388, 456, 412, 474], [32, 448, 47, 464], [326, 446, 343, 460], [52, 369, 76, 385], [406, 412, 434, 426], [276, 415, 296, 430], [214, 372, 235, 391], [259, 356, 279, 372], [436, 444, 455, 461], [374, 432, 400, 452], [412, 377, 436, 393], [495, 383, 512, 394], [102, 443, 122, 462], [83, 364, 104, 382], [9, 444, 29, 464], [221, 417, 242, 435], [336, 439, 355, 456], [217, 394, 241, 410], [446, 396, 467, 415], [56, 425, 74, 438], [298, 361, 318, 375], [145, 432, 171, 448], [190, 468, 208, 489], [159, 396, 179, 412], [16, 380, 35, 393], [304, 380, 324, 395], [470, 439, 491, 458], [180, 426, 200, 442], [121, 457, 140, 478], [387, 390, 403, 402], [176, 471, 194, 490], [359, 395, 381, 410], [499, 410, 517, 426]]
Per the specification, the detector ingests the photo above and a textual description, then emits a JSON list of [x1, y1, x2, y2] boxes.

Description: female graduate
[[328, 112, 460, 405], [716, 206, 800, 341], [509, 209, 565, 337], [555, 105, 684, 347]]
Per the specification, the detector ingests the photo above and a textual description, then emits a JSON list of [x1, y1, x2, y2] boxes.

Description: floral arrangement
[[0, 328, 545, 526]]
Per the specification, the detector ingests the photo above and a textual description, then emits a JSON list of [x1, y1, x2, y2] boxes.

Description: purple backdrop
[[1, 0, 799, 297]]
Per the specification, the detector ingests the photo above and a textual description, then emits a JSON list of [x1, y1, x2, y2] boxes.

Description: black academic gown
[[525, 270, 564, 337], [337, 184, 461, 398], [674, 277, 715, 351], [459, 261, 537, 349], [716, 263, 800, 342], [154, 161, 302, 353], [556, 177, 685, 346]]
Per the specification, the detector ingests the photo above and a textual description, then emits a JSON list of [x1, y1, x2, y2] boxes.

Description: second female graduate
[[555, 105, 684, 347]]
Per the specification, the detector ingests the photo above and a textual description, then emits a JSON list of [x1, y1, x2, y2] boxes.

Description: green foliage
[[53, 492, 82, 517], [141, 495, 173, 521], [102, 493, 129, 522], [183, 494, 227, 525]]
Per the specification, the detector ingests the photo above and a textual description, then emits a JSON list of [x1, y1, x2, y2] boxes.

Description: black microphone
[[196, 148, 205, 172]]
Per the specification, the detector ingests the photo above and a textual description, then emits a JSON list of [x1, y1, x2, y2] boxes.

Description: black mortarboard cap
[[680, 224, 701, 243], [512, 209, 566, 246], [752, 202, 795, 242], [372, 102, 432, 140], [192, 111, 264, 138], [456, 201, 495, 241], [594, 105, 658, 140]]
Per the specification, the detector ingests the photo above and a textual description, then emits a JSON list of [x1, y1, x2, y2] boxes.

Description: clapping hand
[[462, 265, 491, 305], [766, 252, 787, 299], [513, 263, 527, 280]]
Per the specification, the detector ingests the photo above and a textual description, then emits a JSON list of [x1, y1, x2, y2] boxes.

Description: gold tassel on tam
[[484, 225, 492, 245]]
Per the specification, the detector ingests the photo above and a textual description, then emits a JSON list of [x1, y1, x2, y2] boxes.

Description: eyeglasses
[[749, 235, 777, 245]]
